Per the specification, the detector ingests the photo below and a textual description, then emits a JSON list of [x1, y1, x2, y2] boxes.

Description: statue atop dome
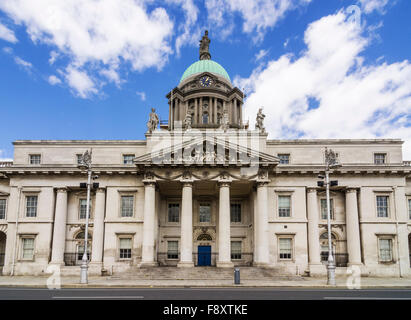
[[199, 30, 211, 60]]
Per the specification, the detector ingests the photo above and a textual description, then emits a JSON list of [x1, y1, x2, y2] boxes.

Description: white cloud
[[14, 56, 32, 70], [48, 75, 61, 85], [255, 49, 269, 62], [0, 22, 17, 43], [64, 66, 98, 99], [358, 0, 389, 14], [48, 50, 59, 65], [0, 0, 174, 97], [99, 68, 121, 87], [2, 46, 13, 54], [136, 91, 146, 101], [235, 11, 411, 159], [206, 0, 312, 41]]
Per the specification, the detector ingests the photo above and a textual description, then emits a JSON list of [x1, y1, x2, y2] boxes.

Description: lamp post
[[78, 150, 92, 284], [323, 148, 341, 286]]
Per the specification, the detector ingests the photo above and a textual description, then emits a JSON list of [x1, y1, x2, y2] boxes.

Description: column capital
[[307, 188, 318, 194], [346, 188, 358, 194], [256, 181, 269, 187], [218, 180, 231, 188], [181, 180, 194, 188], [143, 180, 156, 187], [95, 188, 105, 194], [56, 187, 68, 193]]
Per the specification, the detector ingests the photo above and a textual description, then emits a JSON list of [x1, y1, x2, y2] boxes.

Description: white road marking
[[52, 296, 144, 299], [324, 297, 411, 300]]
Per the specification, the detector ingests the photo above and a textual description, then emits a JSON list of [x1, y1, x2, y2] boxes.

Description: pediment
[[134, 136, 279, 168]]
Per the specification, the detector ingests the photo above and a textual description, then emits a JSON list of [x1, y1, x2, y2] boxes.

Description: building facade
[[0, 32, 410, 277]]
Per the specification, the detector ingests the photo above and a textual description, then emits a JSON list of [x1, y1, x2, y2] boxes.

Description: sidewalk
[[0, 275, 411, 288]]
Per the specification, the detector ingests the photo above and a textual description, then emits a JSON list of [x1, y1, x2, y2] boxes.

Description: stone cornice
[[13, 140, 147, 146], [267, 139, 403, 145]]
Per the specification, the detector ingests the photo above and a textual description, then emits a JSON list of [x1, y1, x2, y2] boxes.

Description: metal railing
[[0, 161, 12, 168], [64, 252, 90, 266], [321, 253, 349, 267], [0, 253, 4, 266]]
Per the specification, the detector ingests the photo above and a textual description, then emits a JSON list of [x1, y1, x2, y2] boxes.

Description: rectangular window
[[77, 244, 90, 261], [79, 199, 91, 219], [376, 196, 389, 217], [374, 153, 386, 164], [199, 204, 211, 223], [278, 196, 291, 217], [123, 154, 135, 165], [22, 238, 34, 259], [379, 239, 393, 262], [119, 238, 132, 259], [26, 196, 38, 217], [76, 154, 83, 164], [29, 154, 41, 165], [320, 199, 334, 220], [278, 154, 290, 164], [279, 238, 292, 260], [121, 196, 134, 217], [0, 199, 6, 219], [168, 203, 180, 223], [230, 203, 241, 223], [231, 241, 242, 260], [167, 241, 179, 259], [408, 199, 411, 220]]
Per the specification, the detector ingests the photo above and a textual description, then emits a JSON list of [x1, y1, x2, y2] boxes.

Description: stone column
[[345, 188, 362, 265], [233, 98, 238, 125], [254, 182, 269, 266], [50, 188, 68, 264], [178, 180, 194, 267], [194, 98, 198, 125], [217, 180, 233, 267], [307, 188, 322, 271], [141, 180, 157, 267], [91, 188, 105, 265]]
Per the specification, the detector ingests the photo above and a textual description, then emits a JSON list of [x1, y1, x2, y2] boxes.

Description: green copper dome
[[180, 60, 231, 83]]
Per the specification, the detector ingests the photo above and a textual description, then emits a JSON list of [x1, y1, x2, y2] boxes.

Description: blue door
[[198, 246, 211, 266]]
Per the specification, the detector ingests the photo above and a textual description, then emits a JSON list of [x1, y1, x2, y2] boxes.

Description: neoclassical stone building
[[0, 32, 410, 277]]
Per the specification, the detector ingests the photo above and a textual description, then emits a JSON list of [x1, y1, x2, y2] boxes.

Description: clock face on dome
[[199, 76, 213, 87]]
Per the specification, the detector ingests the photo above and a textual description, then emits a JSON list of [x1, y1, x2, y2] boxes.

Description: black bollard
[[234, 267, 240, 285]]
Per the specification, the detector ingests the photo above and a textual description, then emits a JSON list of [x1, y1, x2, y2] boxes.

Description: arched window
[[202, 112, 209, 124]]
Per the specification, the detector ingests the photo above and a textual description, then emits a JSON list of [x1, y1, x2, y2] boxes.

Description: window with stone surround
[[278, 196, 291, 217], [320, 199, 334, 220], [376, 195, 389, 218], [167, 241, 179, 259], [29, 154, 41, 165], [121, 196, 134, 217], [278, 154, 290, 164], [168, 203, 180, 223], [123, 154, 135, 165], [230, 203, 241, 223], [79, 199, 91, 219], [279, 238, 293, 260], [21, 237, 35, 260], [25, 195, 38, 217], [119, 237, 132, 259], [199, 203, 211, 223], [408, 199, 411, 220], [231, 241, 242, 260], [378, 238, 393, 263], [374, 153, 387, 164], [0, 199, 6, 219]]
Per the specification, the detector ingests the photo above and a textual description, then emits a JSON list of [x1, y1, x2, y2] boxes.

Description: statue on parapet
[[199, 30, 211, 60], [255, 107, 266, 133], [147, 108, 159, 133]]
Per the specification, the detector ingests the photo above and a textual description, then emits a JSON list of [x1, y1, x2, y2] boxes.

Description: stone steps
[[108, 267, 304, 281]]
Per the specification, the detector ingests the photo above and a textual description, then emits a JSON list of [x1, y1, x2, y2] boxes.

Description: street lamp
[[77, 150, 92, 284], [318, 148, 341, 286]]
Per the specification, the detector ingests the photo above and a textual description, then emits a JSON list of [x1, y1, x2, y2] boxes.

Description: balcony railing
[[0, 161, 12, 168], [321, 253, 349, 267], [64, 252, 90, 266]]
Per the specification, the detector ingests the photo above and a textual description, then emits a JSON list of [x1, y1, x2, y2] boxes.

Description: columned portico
[[50, 188, 68, 265], [307, 188, 322, 270], [254, 181, 270, 266], [141, 179, 158, 267], [345, 188, 362, 266], [217, 179, 233, 268], [178, 180, 194, 267], [91, 188, 105, 265]]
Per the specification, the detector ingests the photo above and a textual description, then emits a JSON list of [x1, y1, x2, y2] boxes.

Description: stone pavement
[[0, 275, 410, 289]]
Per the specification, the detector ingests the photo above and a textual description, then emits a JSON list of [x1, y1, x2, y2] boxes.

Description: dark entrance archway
[[0, 231, 6, 274]]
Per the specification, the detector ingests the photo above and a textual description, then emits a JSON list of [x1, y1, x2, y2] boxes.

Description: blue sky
[[0, 0, 410, 160]]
